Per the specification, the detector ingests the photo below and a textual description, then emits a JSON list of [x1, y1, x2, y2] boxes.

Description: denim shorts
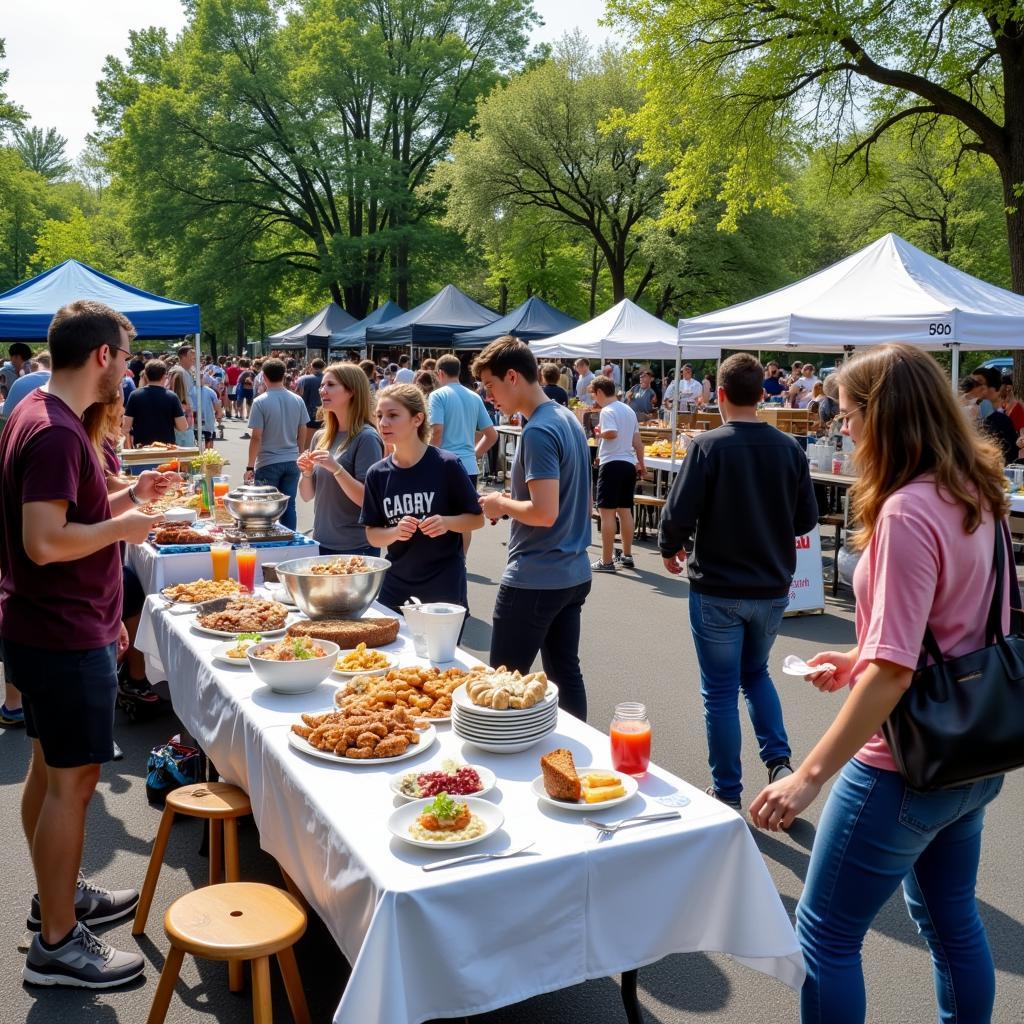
[[2, 639, 118, 767]]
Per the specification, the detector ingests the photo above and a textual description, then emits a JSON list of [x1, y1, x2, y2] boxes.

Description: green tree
[[98, 0, 536, 316], [14, 126, 71, 181], [441, 39, 667, 304], [0, 40, 25, 139], [607, 0, 1024, 299], [0, 148, 49, 289]]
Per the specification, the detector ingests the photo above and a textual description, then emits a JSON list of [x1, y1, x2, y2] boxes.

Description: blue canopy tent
[[0, 258, 207, 434], [328, 300, 404, 356], [453, 295, 580, 349], [266, 302, 356, 354], [0, 259, 200, 339], [364, 285, 498, 354]]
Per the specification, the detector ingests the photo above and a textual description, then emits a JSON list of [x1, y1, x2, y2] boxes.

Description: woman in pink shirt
[[751, 345, 1008, 1024]]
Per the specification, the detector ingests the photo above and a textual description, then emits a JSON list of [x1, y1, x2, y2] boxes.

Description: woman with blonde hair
[[297, 362, 383, 556], [166, 364, 194, 447], [751, 344, 1008, 1024], [360, 383, 483, 610]]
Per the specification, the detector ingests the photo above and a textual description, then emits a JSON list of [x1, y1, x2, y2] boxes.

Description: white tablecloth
[[127, 536, 319, 595], [135, 596, 804, 1023]]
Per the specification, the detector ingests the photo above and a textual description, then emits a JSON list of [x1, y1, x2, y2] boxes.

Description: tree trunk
[[1002, 168, 1024, 390], [236, 314, 246, 354], [396, 240, 410, 309], [589, 246, 600, 319], [208, 331, 218, 361], [329, 281, 344, 306]]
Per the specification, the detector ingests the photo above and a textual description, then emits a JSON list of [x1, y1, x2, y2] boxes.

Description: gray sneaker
[[28, 873, 139, 932], [705, 785, 742, 811], [768, 761, 795, 784], [591, 559, 616, 573], [23, 923, 144, 989]]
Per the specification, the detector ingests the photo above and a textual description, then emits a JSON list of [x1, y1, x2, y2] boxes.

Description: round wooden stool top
[[165, 883, 306, 961], [165, 782, 252, 820]]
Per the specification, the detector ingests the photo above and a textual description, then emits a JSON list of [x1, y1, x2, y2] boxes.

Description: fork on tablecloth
[[421, 841, 536, 872], [582, 811, 681, 835]]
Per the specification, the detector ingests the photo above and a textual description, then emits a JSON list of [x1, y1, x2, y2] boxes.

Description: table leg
[[620, 968, 643, 1024]]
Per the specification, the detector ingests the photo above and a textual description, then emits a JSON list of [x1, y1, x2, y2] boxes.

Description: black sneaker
[[591, 559, 616, 573], [28, 874, 139, 932], [23, 924, 143, 989], [615, 553, 635, 569], [705, 785, 742, 811], [768, 761, 795, 784], [0, 703, 25, 727]]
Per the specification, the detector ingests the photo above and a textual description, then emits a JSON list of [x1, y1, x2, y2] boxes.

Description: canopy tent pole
[[194, 321, 203, 443], [669, 346, 682, 473], [950, 342, 960, 395]]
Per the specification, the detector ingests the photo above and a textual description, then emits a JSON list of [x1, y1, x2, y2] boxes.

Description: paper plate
[[387, 796, 504, 849], [529, 772, 638, 812], [210, 640, 260, 667]]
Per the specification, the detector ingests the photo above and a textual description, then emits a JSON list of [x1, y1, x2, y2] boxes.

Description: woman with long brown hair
[[296, 362, 383, 556], [751, 345, 1008, 1023]]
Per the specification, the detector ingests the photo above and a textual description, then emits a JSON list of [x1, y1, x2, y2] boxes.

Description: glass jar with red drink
[[610, 702, 651, 776]]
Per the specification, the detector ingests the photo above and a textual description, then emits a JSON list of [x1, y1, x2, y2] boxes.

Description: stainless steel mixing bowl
[[222, 485, 289, 528], [274, 555, 390, 619]]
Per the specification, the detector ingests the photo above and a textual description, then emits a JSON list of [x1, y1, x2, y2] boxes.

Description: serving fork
[[582, 811, 681, 835], [421, 841, 536, 872]]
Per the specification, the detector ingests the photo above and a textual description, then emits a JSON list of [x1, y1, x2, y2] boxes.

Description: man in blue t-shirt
[[429, 354, 497, 553], [474, 338, 592, 720], [762, 361, 785, 399]]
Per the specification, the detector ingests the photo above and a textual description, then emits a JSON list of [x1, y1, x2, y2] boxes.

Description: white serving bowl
[[246, 638, 340, 694]]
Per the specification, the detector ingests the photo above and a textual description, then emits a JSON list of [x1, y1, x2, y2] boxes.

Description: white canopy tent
[[531, 298, 679, 360], [676, 232, 1024, 383]]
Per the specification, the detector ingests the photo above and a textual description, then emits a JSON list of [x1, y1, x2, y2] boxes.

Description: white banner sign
[[787, 527, 826, 614]]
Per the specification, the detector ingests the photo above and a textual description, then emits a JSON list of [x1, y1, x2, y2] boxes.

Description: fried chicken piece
[[373, 734, 410, 758], [356, 731, 381, 749], [344, 745, 377, 759]]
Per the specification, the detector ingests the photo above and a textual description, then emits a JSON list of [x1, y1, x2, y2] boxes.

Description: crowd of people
[[0, 307, 1013, 1023]]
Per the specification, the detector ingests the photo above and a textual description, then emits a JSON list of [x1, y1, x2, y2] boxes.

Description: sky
[[2, 0, 616, 157]]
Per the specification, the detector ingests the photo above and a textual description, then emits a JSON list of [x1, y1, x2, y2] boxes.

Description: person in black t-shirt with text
[[360, 383, 483, 610]]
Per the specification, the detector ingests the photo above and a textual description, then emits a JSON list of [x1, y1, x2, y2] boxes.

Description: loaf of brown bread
[[286, 616, 400, 648], [540, 748, 581, 802]]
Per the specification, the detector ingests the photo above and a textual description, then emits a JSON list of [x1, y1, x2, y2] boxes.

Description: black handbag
[[882, 519, 1024, 791]]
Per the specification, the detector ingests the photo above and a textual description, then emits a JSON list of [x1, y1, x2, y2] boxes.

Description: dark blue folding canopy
[[0, 259, 200, 339], [267, 302, 356, 350], [329, 300, 405, 349], [365, 285, 497, 347], [453, 295, 581, 349]]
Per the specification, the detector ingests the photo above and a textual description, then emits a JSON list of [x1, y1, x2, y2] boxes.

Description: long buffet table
[[134, 595, 804, 1023]]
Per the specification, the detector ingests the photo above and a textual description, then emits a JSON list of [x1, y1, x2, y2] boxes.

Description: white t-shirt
[[395, 367, 415, 383], [794, 375, 820, 408], [597, 400, 638, 465], [664, 377, 703, 410]]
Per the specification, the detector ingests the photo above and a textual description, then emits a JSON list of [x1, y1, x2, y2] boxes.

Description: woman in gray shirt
[[297, 363, 384, 555]]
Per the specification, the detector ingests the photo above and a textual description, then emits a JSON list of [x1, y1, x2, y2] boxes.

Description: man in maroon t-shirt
[[0, 300, 173, 989]]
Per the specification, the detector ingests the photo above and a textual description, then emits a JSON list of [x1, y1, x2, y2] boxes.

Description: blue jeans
[[255, 461, 301, 530], [688, 591, 791, 800], [797, 759, 1004, 1024]]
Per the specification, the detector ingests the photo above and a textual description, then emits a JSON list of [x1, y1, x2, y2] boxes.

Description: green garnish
[[427, 792, 458, 820], [236, 632, 262, 642], [291, 638, 314, 660]]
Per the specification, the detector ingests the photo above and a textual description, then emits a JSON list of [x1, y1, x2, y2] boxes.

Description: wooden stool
[[146, 882, 310, 1024], [820, 513, 845, 596], [134, 782, 253, 937]]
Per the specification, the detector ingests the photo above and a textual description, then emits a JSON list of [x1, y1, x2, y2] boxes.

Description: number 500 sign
[[928, 322, 952, 336]]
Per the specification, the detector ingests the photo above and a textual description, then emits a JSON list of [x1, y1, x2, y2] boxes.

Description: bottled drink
[[610, 702, 651, 776]]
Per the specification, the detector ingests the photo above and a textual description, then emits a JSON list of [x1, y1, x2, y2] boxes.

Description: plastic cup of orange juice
[[210, 542, 231, 582]]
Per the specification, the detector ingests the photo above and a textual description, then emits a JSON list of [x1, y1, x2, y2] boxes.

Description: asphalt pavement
[[0, 414, 1020, 1024]]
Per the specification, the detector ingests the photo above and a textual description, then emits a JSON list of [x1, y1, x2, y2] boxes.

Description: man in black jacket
[[660, 352, 819, 810]]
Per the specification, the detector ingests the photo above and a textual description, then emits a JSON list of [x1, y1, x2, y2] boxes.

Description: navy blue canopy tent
[[266, 302, 356, 352], [364, 285, 497, 348], [328, 300, 404, 354], [453, 295, 580, 349], [0, 259, 200, 339]]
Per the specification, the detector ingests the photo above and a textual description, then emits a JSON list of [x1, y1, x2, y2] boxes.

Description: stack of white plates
[[452, 681, 559, 753]]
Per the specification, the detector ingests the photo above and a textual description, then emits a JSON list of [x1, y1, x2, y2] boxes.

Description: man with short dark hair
[[540, 363, 569, 406], [625, 368, 658, 419], [973, 365, 1017, 463], [660, 351, 818, 810], [245, 357, 306, 529], [395, 353, 414, 384], [296, 357, 326, 449], [590, 375, 644, 572], [573, 358, 594, 402], [0, 341, 32, 396], [762, 361, 785, 399], [123, 360, 188, 448], [360, 359, 378, 393], [1, 299, 172, 988], [474, 337, 592, 720]]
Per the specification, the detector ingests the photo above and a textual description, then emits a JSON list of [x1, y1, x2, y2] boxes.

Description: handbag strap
[[919, 515, 1011, 666]]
